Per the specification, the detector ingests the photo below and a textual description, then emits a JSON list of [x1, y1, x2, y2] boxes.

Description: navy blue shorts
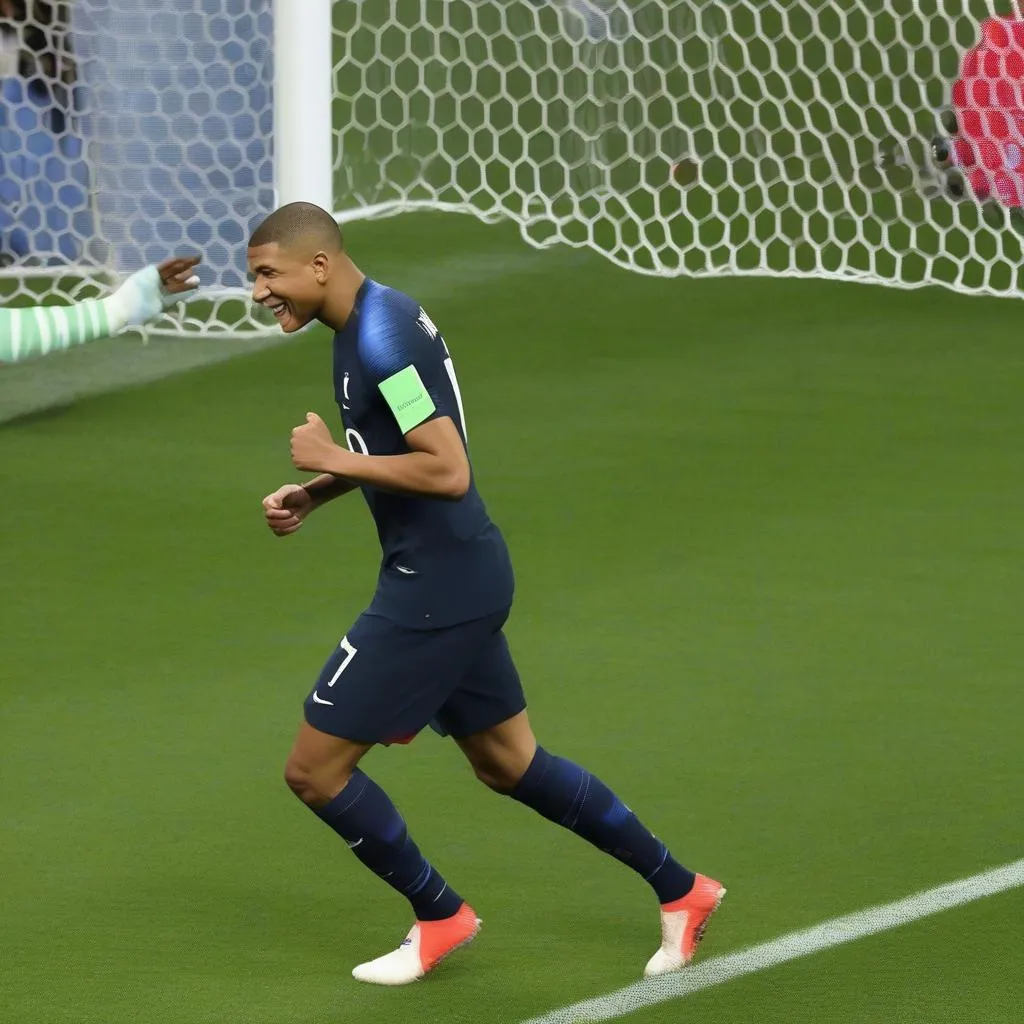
[[303, 607, 525, 744]]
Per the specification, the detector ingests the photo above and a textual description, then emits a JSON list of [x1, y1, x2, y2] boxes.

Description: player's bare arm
[[289, 412, 470, 500], [302, 473, 360, 505]]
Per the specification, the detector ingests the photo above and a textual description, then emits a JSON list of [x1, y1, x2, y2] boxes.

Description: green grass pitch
[[2, 212, 1022, 1023], [3, 0, 1024, 1018]]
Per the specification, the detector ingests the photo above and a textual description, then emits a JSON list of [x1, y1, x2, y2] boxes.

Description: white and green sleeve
[[0, 299, 113, 363]]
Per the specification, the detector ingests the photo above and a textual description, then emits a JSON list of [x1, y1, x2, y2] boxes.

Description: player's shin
[[312, 769, 464, 921], [509, 746, 696, 903]]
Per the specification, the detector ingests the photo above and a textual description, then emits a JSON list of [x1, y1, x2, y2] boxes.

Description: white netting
[[4, 0, 1023, 338], [0, 0, 275, 336], [333, 0, 1024, 298]]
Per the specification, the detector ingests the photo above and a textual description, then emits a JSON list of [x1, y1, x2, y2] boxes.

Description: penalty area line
[[519, 857, 1024, 1023]]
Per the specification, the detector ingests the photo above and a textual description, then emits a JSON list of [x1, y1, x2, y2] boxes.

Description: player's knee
[[457, 711, 538, 792], [470, 754, 530, 794], [283, 757, 353, 808], [472, 760, 516, 793], [283, 759, 317, 803]]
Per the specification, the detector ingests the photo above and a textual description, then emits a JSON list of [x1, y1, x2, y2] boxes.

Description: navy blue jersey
[[331, 278, 514, 629]]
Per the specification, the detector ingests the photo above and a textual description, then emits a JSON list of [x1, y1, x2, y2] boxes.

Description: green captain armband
[[378, 364, 436, 434]]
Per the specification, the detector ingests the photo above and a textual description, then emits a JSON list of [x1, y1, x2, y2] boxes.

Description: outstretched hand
[[157, 255, 201, 295], [112, 258, 201, 327]]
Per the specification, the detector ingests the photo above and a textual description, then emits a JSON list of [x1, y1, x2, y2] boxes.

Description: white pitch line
[[520, 858, 1024, 1024]]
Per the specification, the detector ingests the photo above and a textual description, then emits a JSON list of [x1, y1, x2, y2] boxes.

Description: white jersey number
[[345, 428, 369, 455], [325, 636, 358, 688]]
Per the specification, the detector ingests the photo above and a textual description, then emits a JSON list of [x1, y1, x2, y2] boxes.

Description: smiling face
[[247, 241, 330, 334]]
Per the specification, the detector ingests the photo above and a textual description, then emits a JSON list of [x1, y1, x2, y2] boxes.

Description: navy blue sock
[[314, 769, 463, 921], [511, 747, 696, 903]]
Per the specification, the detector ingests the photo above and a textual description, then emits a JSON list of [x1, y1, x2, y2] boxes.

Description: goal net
[[0, 0, 276, 336], [1, 0, 1021, 341], [335, 0, 1023, 298]]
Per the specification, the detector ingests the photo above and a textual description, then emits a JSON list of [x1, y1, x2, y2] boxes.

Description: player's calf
[[505, 745, 726, 973], [459, 716, 725, 972]]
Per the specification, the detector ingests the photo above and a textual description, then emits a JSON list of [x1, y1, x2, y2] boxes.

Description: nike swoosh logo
[[346, 837, 363, 849], [395, 565, 417, 575], [311, 691, 334, 706]]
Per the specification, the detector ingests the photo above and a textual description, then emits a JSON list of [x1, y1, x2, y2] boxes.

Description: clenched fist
[[262, 483, 315, 537], [290, 412, 340, 473]]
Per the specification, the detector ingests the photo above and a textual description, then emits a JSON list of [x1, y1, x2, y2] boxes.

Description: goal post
[[2, 0, 1023, 343], [0, 0, 325, 339], [274, 0, 333, 215]]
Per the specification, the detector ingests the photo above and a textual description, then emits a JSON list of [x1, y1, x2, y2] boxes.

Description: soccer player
[[250, 202, 724, 986], [0, 256, 200, 364]]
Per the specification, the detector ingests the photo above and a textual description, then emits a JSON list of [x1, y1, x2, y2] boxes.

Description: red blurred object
[[950, 13, 1024, 206]]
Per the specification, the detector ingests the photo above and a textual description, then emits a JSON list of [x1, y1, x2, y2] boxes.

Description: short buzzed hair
[[249, 201, 344, 254]]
